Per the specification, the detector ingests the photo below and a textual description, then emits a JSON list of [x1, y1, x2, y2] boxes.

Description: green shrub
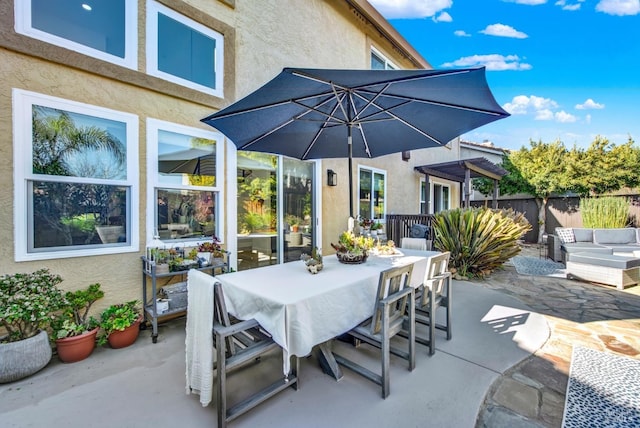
[[580, 197, 629, 228], [433, 207, 531, 278]]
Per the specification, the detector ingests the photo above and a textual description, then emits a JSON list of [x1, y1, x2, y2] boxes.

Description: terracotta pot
[[0, 330, 52, 383], [107, 318, 142, 349], [55, 328, 98, 363]]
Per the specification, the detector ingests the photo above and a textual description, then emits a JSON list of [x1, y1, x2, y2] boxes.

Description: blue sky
[[368, 0, 640, 150]]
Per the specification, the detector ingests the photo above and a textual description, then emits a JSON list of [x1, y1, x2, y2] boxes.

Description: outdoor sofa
[[547, 227, 640, 289], [548, 227, 640, 263]]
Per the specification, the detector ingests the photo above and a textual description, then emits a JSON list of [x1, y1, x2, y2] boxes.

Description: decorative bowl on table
[[335, 251, 368, 264]]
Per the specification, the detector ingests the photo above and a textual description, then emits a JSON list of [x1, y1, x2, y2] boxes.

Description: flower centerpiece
[[300, 247, 323, 274], [331, 231, 375, 264]]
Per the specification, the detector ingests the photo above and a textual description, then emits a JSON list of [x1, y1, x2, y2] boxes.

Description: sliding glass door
[[236, 153, 315, 270]]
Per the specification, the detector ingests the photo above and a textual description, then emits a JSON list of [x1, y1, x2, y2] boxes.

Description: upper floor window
[[15, 0, 138, 69], [146, 0, 224, 98], [13, 90, 139, 261], [371, 47, 397, 70], [358, 166, 386, 221], [146, 119, 224, 245]]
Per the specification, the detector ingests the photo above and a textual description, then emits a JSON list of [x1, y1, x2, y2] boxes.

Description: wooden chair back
[[420, 251, 451, 307], [370, 264, 413, 335]]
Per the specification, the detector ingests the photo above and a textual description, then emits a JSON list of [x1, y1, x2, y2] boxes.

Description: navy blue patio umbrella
[[202, 67, 509, 217]]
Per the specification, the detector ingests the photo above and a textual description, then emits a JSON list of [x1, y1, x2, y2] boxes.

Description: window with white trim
[[146, 0, 224, 97], [371, 47, 397, 70], [146, 119, 224, 245], [14, 0, 138, 69], [358, 166, 386, 221], [433, 183, 450, 213], [420, 179, 451, 214], [13, 89, 139, 261]]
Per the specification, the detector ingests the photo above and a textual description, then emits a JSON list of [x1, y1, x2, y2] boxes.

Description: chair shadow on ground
[[484, 312, 530, 335]]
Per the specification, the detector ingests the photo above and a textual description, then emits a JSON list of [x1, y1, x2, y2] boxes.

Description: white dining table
[[216, 248, 438, 378]]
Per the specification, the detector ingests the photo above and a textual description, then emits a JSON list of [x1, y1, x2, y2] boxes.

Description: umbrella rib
[[357, 89, 508, 116], [240, 94, 342, 150], [351, 82, 391, 122], [290, 68, 473, 93], [301, 93, 346, 159]]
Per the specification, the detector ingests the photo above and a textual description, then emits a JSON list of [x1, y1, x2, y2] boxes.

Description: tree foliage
[[566, 136, 640, 195]]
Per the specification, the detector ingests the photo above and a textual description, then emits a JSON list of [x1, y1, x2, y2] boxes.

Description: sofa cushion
[[556, 228, 576, 244], [568, 252, 640, 270], [562, 242, 612, 254], [593, 228, 636, 245], [572, 228, 594, 242], [606, 245, 640, 253], [637, 228, 640, 244]]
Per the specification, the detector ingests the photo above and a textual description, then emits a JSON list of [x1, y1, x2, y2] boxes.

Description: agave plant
[[432, 207, 531, 278]]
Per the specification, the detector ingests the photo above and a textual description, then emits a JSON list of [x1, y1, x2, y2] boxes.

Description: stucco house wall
[[0, 0, 459, 309]]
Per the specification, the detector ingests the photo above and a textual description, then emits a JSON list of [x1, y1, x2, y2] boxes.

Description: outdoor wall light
[[327, 169, 337, 186]]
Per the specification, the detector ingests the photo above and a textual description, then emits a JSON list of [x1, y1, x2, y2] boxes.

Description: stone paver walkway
[[475, 245, 640, 427]]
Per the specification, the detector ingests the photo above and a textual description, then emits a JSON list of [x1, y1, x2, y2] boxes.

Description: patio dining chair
[[186, 270, 299, 428], [414, 251, 452, 355], [333, 264, 415, 398], [400, 237, 429, 251]]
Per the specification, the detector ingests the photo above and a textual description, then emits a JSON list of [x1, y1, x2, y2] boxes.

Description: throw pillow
[[556, 228, 576, 244]]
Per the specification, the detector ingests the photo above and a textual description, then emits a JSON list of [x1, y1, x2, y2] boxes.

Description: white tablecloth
[[217, 249, 437, 373]]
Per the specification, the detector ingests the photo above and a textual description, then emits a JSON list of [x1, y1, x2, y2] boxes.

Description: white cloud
[[535, 109, 555, 120], [575, 99, 605, 109], [555, 0, 583, 10], [480, 24, 528, 38], [434, 11, 453, 22], [504, 95, 557, 114], [454, 30, 471, 37], [555, 111, 578, 122], [368, 0, 453, 19], [503, 95, 581, 123], [596, 0, 640, 15], [585, 114, 592, 124], [442, 54, 532, 71], [501, 0, 547, 4]]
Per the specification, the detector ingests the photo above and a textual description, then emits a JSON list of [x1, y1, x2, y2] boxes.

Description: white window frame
[[13, 89, 139, 261], [371, 46, 398, 70], [357, 165, 387, 222], [420, 178, 427, 214], [432, 181, 451, 213], [146, 0, 224, 98], [14, 0, 138, 70], [146, 119, 225, 247]]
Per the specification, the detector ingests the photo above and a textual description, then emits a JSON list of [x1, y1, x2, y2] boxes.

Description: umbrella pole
[[348, 125, 354, 218]]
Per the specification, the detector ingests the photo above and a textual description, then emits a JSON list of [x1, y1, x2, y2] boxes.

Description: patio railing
[[385, 214, 434, 244]]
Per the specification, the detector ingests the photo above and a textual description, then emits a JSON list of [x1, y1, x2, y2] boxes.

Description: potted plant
[[331, 231, 375, 264], [197, 235, 225, 265], [0, 269, 67, 383], [98, 300, 142, 349], [300, 247, 323, 274], [52, 283, 104, 363]]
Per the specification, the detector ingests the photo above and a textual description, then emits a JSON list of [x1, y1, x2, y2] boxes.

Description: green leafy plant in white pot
[[0, 269, 67, 383]]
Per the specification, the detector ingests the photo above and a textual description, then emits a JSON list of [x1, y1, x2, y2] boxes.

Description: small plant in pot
[[98, 300, 142, 349], [52, 283, 104, 363], [0, 269, 67, 383]]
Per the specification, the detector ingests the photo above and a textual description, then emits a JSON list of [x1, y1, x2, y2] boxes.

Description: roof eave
[[344, 0, 432, 70]]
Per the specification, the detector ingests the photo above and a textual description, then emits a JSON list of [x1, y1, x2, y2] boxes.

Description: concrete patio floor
[[1, 279, 548, 428], [2, 245, 639, 428]]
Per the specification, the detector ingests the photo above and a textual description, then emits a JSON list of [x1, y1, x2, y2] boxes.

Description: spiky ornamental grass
[[433, 207, 532, 278], [580, 197, 630, 229]]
